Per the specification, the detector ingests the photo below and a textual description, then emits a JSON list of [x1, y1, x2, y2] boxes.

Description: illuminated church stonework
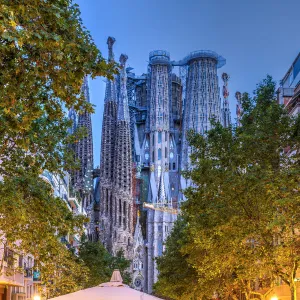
[[95, 37, 229, 292]]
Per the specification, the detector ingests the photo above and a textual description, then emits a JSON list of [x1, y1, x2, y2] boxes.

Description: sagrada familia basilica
[[68, 37, 235, 293]]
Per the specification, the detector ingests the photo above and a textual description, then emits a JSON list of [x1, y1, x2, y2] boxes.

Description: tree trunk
[[290, 281, 297, 300]]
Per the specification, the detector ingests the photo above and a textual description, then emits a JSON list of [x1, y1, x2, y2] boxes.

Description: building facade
[[98, 38, 134, 258], [96, 37, 227, 292], [277, 52, 300, 116], [67, 75, 96, 241]]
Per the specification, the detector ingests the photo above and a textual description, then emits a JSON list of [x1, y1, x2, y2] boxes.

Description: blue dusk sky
[[75, 0, 300, 167]]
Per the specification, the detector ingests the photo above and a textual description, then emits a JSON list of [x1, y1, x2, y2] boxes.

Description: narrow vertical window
[[158, 132, 162, 143], [158, 148, 162, 160]]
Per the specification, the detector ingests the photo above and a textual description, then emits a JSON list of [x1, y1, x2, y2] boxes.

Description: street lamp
[[270, 296, 278, 300], [33, 295, 41, 300]]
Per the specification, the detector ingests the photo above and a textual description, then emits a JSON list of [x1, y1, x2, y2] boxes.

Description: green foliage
[[0, 0, 117, 296], [79, 239, 131, 288], [41, 246, 89, 299], [0, 0, 116, 177], [155, 76, 300, 300], [154, 218, 200, 300], [0, 173, 90, 297]]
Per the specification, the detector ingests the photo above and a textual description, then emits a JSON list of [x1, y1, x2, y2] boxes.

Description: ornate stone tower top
[[75, 76, 94, 209], [221, 72, 231, 128], [107, 36, 116, 62], [68, 106, 77, 135], [235, 91, 242, 127], [82, 75, 90, 103], [105, 37, 117, 103], [118, 54, 130, 122]]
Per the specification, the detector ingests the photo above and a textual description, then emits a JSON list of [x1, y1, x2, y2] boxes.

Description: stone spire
[[68, 107, 77, 135], [117, 54, 130, 121], [235, 91, 242, 127], [67, 107, 77, 188], [99, 37, 118, 248], [157, 172, 170, 207], [75, 76, 94, 208], [107, 36, 116, 62], [82, 75, 90, 103], [105, 37, 117, 103], [113, 54, 132, 194], [110, 54, 133, 257], [100, 37, 118, 183], [221, 73, 231, 128]]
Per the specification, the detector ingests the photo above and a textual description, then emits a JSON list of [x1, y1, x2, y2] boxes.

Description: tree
[[79, 239, 131, 288], [0, 0, 116, 177], [41, 245, 89, 299], [154, 218, 201, 300], [0, 0, 117, 295], [156, 76, 300, 300], [0, 173, 90, 296]]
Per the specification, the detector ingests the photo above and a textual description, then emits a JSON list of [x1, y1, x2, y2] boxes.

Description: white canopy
[[50, 270, 163, 300]]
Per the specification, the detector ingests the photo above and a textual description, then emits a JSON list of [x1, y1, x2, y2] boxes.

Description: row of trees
[[0, 0, 126, 297], [154, 76, 300, 300]]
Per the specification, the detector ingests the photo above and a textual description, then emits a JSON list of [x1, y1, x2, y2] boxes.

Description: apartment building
[[277, 52, 300, 116]]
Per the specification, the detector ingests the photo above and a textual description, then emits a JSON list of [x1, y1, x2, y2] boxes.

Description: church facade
[[77, 37, 231, 293]]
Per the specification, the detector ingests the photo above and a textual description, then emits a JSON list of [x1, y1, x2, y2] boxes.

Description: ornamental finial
[[222, 73, 229, 99], [107, 36, 116, 61], [119, 54, 128, 67], [235, 91, 242, 103]]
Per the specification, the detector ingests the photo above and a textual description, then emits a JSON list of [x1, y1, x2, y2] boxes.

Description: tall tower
[[221, 72, 231, 128], [181, 51, 225, 176], [99, 37, 118, 247], [111, 54, 133, 257], [144, 51, 177, 293], [75, 75, 94, 210], [148, 50, 171, 186]]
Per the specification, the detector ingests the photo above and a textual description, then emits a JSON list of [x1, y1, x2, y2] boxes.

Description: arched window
[[158, 148, 162, 160]]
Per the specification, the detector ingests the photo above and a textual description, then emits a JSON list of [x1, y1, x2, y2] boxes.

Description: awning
[[50, 270, 163, 300]]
